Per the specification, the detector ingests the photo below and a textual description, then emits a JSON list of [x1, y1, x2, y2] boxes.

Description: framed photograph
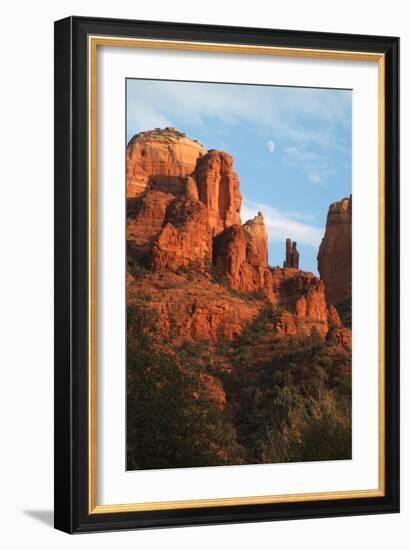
[[54, 16, 399, 533]]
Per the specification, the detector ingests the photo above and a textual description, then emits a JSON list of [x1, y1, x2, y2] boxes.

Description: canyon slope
[[127, 127, 352, 348]]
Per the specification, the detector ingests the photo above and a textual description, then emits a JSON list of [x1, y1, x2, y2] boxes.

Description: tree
[[127, 296, 244, 470], [229, 329, 352, 464]]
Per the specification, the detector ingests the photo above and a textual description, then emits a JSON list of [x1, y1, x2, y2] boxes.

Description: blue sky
[[126, 79, 352, 274]]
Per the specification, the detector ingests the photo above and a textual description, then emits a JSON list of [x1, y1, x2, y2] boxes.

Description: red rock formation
[[127, 127, 206, 197], [129, 272, 260, 344], [243, 212, 268, 268], [294, 279, 327, 322], [285, 238, 292, 267], [263, 268, 328, 337], [283, 238, 299, 268], [213, 225, 247, 287], [127, 175, 201, 253], [127, 190, 175, 255], [194, 150, 242, 234], [212, 208, 330, 337], [291, 241, 299, 268], [331, 327, 352, 348], [127, 131, 242, 274], [327, 304, 342, 327], [268, 268, 324, 316], [150, 195, 212, 272], [126, 127, 351, 344], [318, 196, 352, 306], [273, 311, 297, 336], [213, 213, 268, 292]]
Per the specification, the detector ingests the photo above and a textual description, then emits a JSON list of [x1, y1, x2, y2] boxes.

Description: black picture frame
[[54, 15, 400, 534]]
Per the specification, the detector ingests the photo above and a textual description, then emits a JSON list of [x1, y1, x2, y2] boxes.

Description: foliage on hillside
[[127, 293, 244, 470], [127, 294, 352, 470]]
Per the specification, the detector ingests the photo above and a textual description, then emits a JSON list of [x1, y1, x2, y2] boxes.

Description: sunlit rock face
[[194, 150, 242, 234], [127, 127, 206, 198], [318, 196, 352, 306], [126, 128, 351, 344]]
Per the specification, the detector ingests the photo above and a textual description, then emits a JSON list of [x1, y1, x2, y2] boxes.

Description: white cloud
[[128, 103, 173, 138], [242, 199, 323, 249], [267, 140, 276, 153], [284, 210, 317, 222], [126, 81, 351, 191], [284, 145, 331, 186], [127, 79, 351, 151]]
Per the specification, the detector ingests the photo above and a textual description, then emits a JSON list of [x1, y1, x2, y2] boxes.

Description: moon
[[267, 140, 276, 153]]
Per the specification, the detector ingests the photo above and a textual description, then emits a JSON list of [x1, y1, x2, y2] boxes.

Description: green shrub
[[127, 297, 244, 470], [228, 324, 352, 465], [127, 256, 148, 280], [126, 290, 352, 470]]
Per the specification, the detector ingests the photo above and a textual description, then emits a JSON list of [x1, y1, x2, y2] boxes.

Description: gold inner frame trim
[[88, 35, 386, 514]]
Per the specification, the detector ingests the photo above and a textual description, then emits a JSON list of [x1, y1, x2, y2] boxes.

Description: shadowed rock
[[318, 196, 352, 306]]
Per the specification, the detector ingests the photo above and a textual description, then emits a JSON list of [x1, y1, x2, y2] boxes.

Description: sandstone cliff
[[150, 195, 213, 272], [127, 127, 206, 197], [317, 196, 352, 307], [127, 129, 242, 267], [194, 150, 242, 233], [127, 128, 351, 346], [129, 271, 260, 343], [212, 213, 268, 293]]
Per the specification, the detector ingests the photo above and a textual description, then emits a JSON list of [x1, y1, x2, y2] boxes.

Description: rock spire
[[283, 238, 299, 268]]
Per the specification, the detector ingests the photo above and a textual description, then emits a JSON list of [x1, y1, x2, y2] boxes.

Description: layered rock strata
[[127, 128, 351, 344], [126, 127, 206, 197], [194, 150, 242, 234]]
